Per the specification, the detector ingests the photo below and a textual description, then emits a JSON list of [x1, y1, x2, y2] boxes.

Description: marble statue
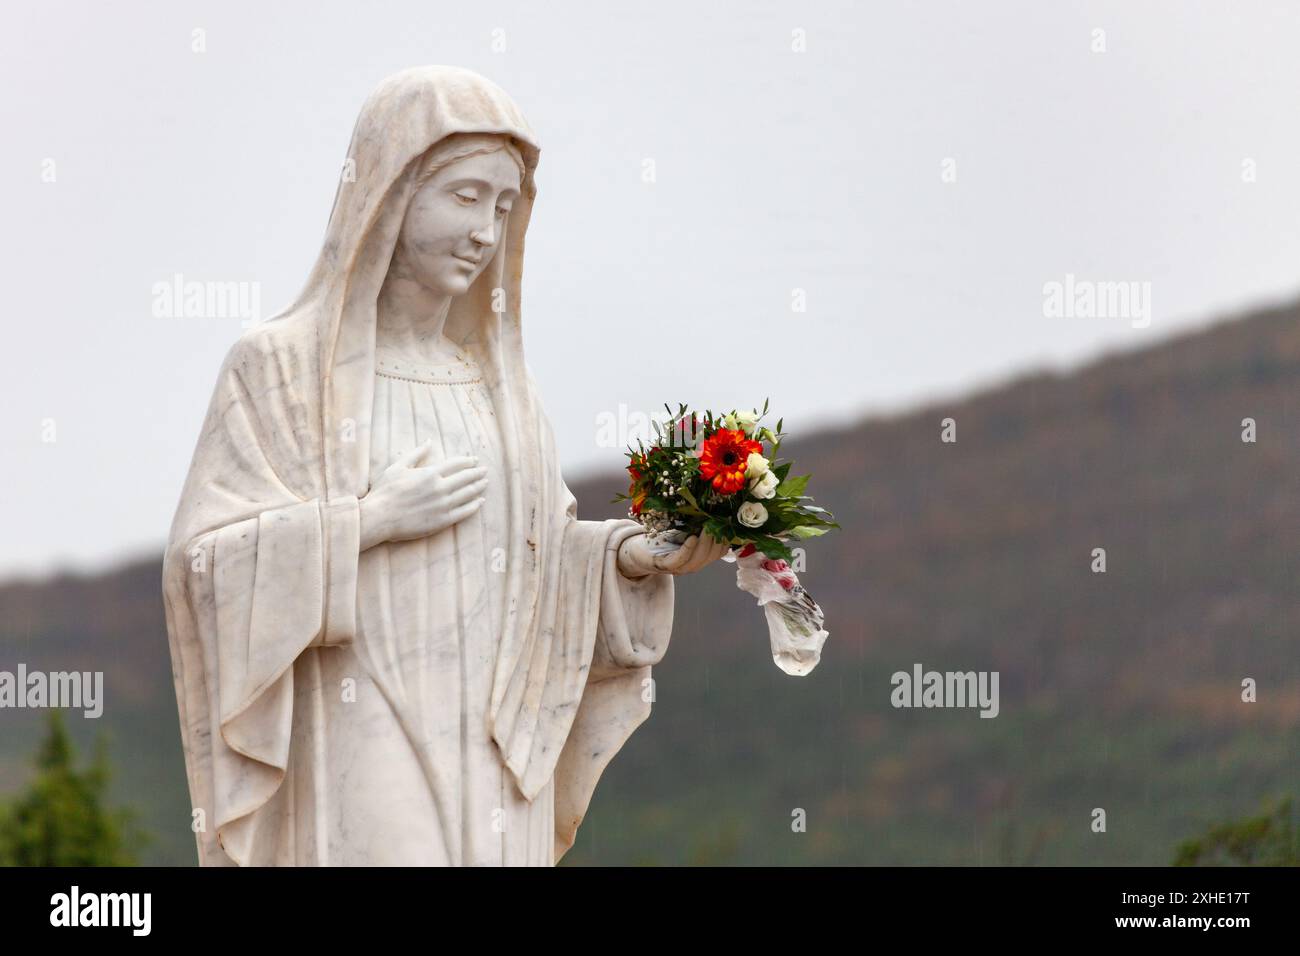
[[161, 65, 729, 866]]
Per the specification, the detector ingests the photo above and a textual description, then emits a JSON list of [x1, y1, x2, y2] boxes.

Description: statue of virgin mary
[[161, 65, 728, 866]]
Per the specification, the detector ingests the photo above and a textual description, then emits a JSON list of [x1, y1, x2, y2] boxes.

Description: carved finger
[[689, 534, 722, 571], [681, 536, 717, 574], [392, 438, 435, 470], [435, 455, 481, 476], [442, 466, 489, 490], [655, 534, 697, 573], [446, 498, 484, 524], [444, 476, 489, 508], [409, 439, 438, 468]]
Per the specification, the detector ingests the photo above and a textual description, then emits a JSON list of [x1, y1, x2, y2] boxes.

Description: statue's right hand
[[359, 439, 488, 549]]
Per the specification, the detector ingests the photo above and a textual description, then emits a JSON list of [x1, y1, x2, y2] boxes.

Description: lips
[[453, 254, 481, 266]]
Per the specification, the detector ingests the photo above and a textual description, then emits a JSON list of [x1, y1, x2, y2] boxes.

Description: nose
[[469, 212, 496, 248]]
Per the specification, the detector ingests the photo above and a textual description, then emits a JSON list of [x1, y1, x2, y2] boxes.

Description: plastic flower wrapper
[[727, 543, 828, 676], [616, 401, 838, 676]]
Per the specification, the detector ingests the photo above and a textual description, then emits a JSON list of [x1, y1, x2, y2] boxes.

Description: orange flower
[[699, 428, 762, 494], [628, 450, 652, 514], [628, 447, 661, 481]]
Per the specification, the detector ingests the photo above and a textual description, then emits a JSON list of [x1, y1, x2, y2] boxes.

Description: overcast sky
[[2, 0, 1298, 579]]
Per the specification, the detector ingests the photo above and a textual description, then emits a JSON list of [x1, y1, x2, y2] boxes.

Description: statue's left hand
[[617, 532, 732, 579]]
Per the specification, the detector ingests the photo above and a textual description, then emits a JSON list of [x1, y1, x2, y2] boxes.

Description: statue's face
[[394, 148, 522, 296]]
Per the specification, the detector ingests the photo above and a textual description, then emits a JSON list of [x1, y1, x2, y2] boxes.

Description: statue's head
[[389, 132, 526, 298]]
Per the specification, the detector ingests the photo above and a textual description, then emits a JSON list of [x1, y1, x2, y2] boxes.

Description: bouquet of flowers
[[612, 401, 839, 676]]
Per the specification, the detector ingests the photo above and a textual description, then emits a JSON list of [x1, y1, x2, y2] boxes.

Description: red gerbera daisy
[[698, 428, 762, 494]]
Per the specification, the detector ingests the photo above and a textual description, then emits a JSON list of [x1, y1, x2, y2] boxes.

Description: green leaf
[[702, 516, 734, 544], [756, 536, 794, 560], [775, 473, 810, 498], [674, 487, 709, 518], [795, 514, 837, 528], [788, 525, 829, 539]]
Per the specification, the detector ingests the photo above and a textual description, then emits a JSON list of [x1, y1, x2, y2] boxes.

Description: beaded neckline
[[374, 352, 483, 386]]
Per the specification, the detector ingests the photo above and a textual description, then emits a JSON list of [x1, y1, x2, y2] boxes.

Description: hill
[[3, 299, 1299, 864]]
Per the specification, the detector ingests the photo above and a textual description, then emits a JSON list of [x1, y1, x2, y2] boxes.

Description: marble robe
[[163, 334, 675, 866]]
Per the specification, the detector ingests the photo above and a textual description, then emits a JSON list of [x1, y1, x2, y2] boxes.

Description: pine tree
[[0, 710, 148, 866], [1174, 796, 1299, 866]]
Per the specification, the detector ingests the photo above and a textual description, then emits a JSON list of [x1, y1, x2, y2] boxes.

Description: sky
[[2, 0, 1298, 578]]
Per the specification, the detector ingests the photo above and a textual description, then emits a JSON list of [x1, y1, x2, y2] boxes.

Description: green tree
[[1173, 796, 1299, 866], [0, 711, 148, 866]]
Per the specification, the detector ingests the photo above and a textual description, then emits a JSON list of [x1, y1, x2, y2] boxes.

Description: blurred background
[[1, 0, 1298, 864]]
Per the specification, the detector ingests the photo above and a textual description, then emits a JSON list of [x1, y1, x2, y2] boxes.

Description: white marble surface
[[161, 66, 720, 866]]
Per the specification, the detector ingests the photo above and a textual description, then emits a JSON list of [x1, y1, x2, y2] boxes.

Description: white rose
[[733, 408, 760, 435], [744, 451, 770, 479], [750, 470, 779, 499], [737, 501, 768, 528]]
